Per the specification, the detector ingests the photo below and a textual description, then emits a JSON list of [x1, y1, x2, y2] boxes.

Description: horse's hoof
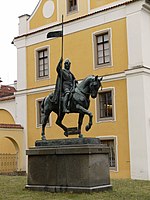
[[64, 132, 69, 137], [41, 135, 46, 140], [85, 125, 90, 131], [79, 134, 83, 138]]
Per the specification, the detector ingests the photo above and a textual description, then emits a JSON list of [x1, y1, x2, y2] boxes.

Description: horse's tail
[[41, 97, 46, 114]]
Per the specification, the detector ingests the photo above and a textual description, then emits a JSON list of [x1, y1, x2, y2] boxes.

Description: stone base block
[[25, 184, 112, 193], [26, 138, 112, 193]]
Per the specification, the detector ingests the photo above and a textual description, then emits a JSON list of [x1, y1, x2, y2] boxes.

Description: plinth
[[26, 138, 112, 193]]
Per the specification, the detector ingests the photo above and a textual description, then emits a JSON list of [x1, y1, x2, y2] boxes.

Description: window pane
[[105, 56, 110, 63], [104, 34, 109, 41], [44, 64, 48, 70], [68, 0, 77, 12], [98, 57, 104, 64], [98, 50, 103, 57], [104, 49, 110, 56], [104, 43, 109, 50], [44, 58, 48, 65], [39, 59, 43, 65], [40, 65, 43, 71], [45, 69, 49, 76], [39, 51, 43, 58], [97, 36, 103, 43], [44, 50, 48, 57], [98, 44, 103, 51], [40, 71, 43, 77]]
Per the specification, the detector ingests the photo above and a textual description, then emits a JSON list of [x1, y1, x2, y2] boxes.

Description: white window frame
[[96, 87, 116, 123], [36, 98, 51, 128], [97, 136, 118, 172], [92, 28, 113, 69], [35, 46, 50, 81]]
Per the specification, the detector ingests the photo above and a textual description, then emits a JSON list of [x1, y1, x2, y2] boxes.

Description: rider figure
[[53, 57, 77, 113]]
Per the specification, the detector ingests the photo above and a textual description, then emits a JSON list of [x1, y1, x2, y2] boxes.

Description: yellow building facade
[[13, 0, 150, 180], [0, 97, 25, 173]]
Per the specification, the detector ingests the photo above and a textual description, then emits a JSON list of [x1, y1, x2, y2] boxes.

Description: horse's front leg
[[41, 110, 50, 140], [78, 113, 84, 138], [76, 104, 93, 132]]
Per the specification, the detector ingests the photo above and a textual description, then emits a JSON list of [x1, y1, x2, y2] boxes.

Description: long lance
[[59, 15, 64, 117], [47, 15, 64, 117]]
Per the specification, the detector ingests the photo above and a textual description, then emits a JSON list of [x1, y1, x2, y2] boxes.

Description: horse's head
[[90, 76, 103, 98]]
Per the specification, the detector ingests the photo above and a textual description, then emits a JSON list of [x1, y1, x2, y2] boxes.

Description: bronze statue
[[41, 58, 103, 140]]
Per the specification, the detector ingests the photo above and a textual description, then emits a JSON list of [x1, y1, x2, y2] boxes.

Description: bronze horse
[[41, 75, 103, 140]]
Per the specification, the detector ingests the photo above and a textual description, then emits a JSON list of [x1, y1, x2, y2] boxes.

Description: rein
[[76, 85, 91, 96]]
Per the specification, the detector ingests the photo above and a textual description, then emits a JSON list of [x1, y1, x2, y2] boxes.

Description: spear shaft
[[59, 15, 64, 117]]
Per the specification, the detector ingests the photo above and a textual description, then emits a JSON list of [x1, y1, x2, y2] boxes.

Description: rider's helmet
[[64, 59, 71, 70]]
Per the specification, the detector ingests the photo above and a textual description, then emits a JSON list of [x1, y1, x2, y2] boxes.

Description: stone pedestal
[[26, 138, 112, 193]]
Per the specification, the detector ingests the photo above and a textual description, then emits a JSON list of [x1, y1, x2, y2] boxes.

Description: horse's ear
[[95, 75, 98, 81], [98, 76, 103, 82]]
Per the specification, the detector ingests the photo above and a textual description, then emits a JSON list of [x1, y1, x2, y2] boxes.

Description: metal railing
[[0, 153, 18, 173]]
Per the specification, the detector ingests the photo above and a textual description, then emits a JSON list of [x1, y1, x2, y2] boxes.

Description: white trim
[[15, 85, 55, 96], [95, 87, 116, 123], [125, 66, 150, 77], [15, 71, 126, 96], [96, 135, 119, 172]]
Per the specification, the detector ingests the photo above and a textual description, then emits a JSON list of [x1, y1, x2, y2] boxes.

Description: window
[[96, 89, 114, 121], [93, 31, 111, 68], [100, 137, 117, 170], [37, 100, 50, 127], [67, 0, 78, 13], [37, 48, 49, 79]]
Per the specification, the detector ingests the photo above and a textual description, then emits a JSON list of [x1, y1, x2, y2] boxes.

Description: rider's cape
[[51, 74, 62, 104]]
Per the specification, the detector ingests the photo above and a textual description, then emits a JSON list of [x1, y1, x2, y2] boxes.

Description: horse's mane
[[77, 75, 95, 87]]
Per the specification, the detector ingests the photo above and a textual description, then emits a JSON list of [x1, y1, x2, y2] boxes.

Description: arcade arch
[[0, 109, 24, 173]]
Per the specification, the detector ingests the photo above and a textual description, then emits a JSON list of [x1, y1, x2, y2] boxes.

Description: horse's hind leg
[[41, 109, 51, 140]]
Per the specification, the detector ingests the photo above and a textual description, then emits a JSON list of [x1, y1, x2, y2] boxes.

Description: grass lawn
[[0, 175, 150, 200]]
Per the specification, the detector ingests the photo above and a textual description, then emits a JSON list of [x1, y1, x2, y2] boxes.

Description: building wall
[[90, 0, 117, 10], [29, 0, 58, 30], [0, 109, 15, 124], [26, 18, 128, 89]]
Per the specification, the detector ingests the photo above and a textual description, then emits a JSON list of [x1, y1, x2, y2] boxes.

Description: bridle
[[77, 80, 99, 96]]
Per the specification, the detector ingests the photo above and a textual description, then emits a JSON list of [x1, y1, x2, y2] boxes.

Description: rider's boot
[[63, 93, 70, 113]]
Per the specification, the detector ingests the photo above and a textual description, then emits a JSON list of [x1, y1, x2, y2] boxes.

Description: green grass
[[0, 176, 150, 200]]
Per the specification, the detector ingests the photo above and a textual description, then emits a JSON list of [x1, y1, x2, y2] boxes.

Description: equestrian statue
[[41, 57, 103, 140]]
